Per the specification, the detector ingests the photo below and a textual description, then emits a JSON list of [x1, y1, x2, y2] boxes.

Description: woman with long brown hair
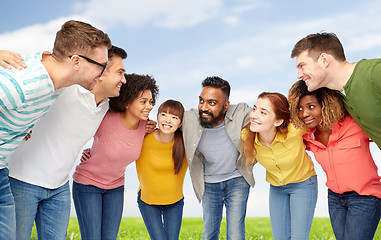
[[135, 99, 187, 240]]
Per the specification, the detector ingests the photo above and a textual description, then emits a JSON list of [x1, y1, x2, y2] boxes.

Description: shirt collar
[[274, 131, 287, 143], [304, 117, 345, 141], [254, 131, 286, 147], [225, 105, 234, 121], [254, 133, 261, 145], [304, 128, 316, 141]]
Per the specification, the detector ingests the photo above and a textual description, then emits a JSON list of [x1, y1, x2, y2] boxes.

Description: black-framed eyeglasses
[[69, 55, 107, 75]]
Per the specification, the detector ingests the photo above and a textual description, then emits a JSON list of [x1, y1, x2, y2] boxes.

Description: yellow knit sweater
[[136, 132, 188, 205]]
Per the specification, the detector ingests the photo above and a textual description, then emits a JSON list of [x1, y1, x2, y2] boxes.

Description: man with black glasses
[[0, 20, 111, 239]]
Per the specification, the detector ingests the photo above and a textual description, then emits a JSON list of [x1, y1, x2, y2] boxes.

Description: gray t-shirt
[[198, 121, 242, 183]]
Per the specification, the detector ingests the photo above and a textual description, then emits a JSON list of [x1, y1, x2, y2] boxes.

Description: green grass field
[[31, 217, 381, 239]]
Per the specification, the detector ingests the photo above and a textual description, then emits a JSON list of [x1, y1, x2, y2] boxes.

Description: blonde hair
[[288, 80, 347, 129]]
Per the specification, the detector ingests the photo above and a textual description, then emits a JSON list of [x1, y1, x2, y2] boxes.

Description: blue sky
[[2, 0, 380, 217]]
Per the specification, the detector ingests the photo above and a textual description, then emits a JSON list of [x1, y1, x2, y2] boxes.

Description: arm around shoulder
[[372, 61, 381, 92], [0, 50, 26, 70], [237, 102, 252, 127]]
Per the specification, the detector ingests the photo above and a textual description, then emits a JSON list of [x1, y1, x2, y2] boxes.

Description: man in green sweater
[[291, 32, 381, 149]]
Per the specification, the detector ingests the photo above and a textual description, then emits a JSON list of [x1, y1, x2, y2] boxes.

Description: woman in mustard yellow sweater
[[135, 99, 187, 240]]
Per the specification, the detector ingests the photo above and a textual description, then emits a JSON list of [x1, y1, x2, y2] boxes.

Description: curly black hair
[[288, 80, 346, 129], [109, 73, 159, 112]]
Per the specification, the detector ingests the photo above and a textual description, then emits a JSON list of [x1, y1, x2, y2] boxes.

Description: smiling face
[[126, 90, 153, 121], [101, 56, 126, 97], [249, 97, 283, 134], [297, 94, 323, 129], [157, 112, 182, 134], [198, 86, 229, 128], [295, 50, 328, 92], [77, 46, 109, 91]]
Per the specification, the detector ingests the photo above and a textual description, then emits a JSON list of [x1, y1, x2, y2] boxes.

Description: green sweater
[[341, 58, 381, 149]]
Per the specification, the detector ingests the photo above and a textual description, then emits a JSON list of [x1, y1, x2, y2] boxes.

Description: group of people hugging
[[0, 20, 380, 240]]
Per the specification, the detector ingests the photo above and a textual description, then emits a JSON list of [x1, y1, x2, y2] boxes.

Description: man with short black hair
[[182, 76, 255, 240]]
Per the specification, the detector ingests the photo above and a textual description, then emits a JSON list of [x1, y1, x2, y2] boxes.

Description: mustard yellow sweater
[[136, 132, 188, 205]]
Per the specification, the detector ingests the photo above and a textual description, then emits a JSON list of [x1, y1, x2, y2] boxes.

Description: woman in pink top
[[288, 80, 381, 240], [72, 73, 159, 240]]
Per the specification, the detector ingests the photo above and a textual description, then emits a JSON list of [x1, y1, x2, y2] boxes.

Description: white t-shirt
[[7, 85, 109, 189]]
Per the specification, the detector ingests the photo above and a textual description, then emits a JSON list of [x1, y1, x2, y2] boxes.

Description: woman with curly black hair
[[72, 73, 159, 240], [289, 80, 381, 240]]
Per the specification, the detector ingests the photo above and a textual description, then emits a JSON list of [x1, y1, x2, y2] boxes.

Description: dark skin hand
[[80, 120, 157, 163]]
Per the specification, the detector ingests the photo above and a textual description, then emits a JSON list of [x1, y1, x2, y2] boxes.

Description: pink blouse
[[303, 115, 381, 198], [73, 111, 146, 189]]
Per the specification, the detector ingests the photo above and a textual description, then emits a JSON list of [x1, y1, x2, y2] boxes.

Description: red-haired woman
[[242, 92, 317, 240]]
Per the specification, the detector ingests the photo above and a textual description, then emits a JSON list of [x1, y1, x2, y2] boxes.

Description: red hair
[[243, 92, 290, 166]]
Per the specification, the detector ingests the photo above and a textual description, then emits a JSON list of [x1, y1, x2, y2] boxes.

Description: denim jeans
[[137, 191, 184, 240], [269, 175, 318, 240], [0, 168, 16, 240], [72, 181, 124, 240], [9, 177, 71, 240], [328, 189, 381, 240], [202, 176, 250, 240]]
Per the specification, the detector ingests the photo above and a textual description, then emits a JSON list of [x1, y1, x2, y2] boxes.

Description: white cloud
[[346, 34, 381, 52], [231, 0, 269, 14], [0, 16, 95, 55], [223, 16, 240, 26], [230, 88, 260, 106], [283, 4, 381, 54], [0, 18, 62, 54], [73, 0, 223, 29]]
